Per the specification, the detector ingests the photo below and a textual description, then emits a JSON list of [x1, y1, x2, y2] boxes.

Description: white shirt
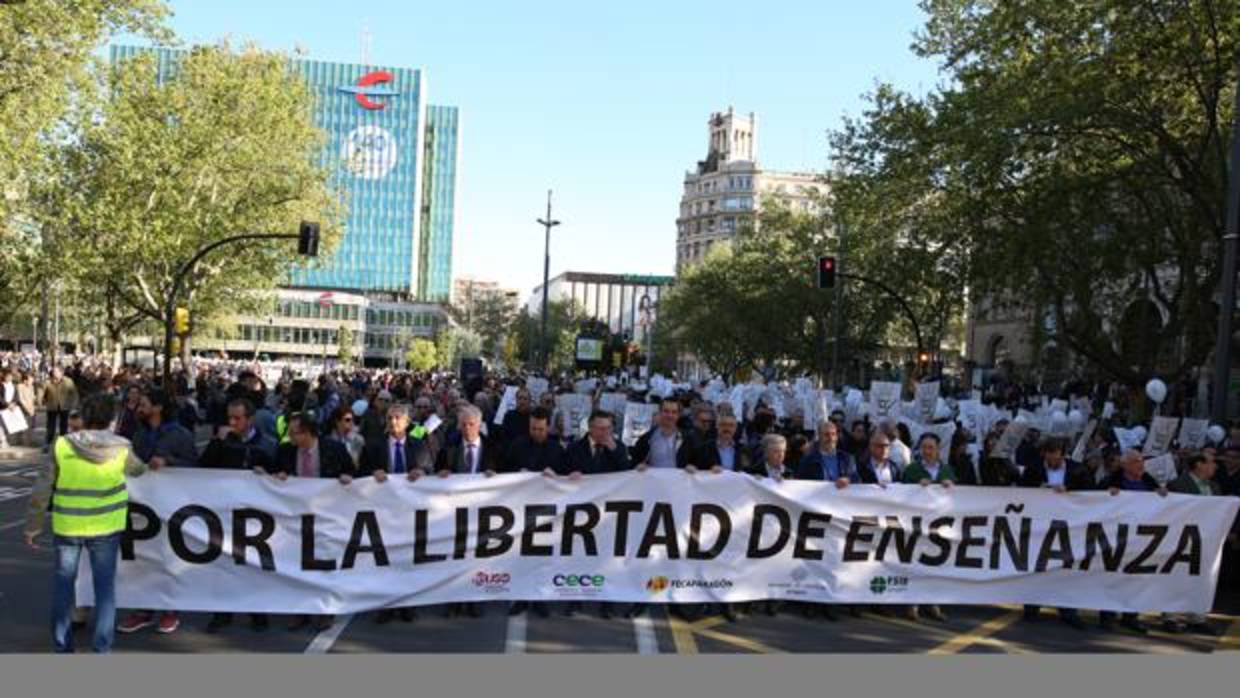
[[873, 459, 895, 485], [464, 438, 482, 473], [1045, 465, 1066, 488]]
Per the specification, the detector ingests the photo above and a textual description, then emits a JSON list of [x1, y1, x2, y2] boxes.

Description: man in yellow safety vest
[[24, 393, 152, 653]]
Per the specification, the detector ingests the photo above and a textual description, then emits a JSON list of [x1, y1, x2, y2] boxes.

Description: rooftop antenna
[[361, 21, 372, 66]]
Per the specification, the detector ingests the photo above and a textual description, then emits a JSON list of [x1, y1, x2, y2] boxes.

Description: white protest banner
[[599, 392, 628, 419], [493, 386, 518, 426], [1142, 417, 1180, 458], [423, 414, 443, 435], [622, 402, 657, 447], [1103, 402, 1115, 420], [527, 378, 549, 402], [1, 406, 28, 435], [86, 469, 1237, 614], [1143, 454, 1177, 485], [574, 378, 598, 396], [991, 422, 1029, 460], [729, 385, 745, 422], [556, 394, 592, 440], [869, 381, 902, 421], [1071, 419, 1098, 464], [1177, 419, 1209, 451]]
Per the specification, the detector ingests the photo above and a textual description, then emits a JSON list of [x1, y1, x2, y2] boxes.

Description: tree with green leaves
[[336, 325, 354, 366], [0, 0, 169, 332], [436, 326, 483, 371], [830, 0, 1238, 389], [509, 299, 591, 374], [446, 288, 518, 359], [405, 338, 438, 372], [34, 42, 344, 372]]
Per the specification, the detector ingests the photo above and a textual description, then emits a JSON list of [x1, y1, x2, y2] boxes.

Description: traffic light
[[817, 256, 836, 288], [174, 307, 190, 335], [298, 220, 320, 257]]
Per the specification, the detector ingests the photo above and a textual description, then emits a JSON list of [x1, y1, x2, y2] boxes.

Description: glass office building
[[109, 46, 459, 300]]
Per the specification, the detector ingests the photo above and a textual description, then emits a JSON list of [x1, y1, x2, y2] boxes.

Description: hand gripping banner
[[81, 469, 1238, 615]]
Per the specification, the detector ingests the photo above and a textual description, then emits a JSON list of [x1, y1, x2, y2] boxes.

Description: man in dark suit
[[565, 410, 632, 476], [564, 410, 631, 618], [692, 413, 752, 474], [855, 431, 903, 485], [434, 404, 499, 477], [275, 412, 356, 481], [504, 407, 564, 619], [504, 407, 566, 475], [359, 403, 429, 623], [433, 404, 497, 619], [1018, 438, 1088, 630], [360, 403, 432, 480], [274, 413, 355, 632], [199, 398, 278, 634]]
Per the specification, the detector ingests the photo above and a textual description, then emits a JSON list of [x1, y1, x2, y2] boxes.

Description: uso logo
[[473, 571, 511, 590]]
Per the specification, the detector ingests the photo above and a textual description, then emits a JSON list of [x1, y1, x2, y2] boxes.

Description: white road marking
[[0, 519, 29, 533], [303, 613, 354, 654], [504, 608, 528, 654], [633, 611, 659, 655]]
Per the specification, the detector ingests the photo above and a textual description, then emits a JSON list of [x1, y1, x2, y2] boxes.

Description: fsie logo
[[337, 70, 399, 110]]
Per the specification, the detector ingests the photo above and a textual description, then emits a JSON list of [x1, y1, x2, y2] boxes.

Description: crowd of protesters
[[10, 350, 1240, 652]]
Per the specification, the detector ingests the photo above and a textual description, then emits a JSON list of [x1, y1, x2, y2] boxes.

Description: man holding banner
[[1019, 438, 1089, 630]]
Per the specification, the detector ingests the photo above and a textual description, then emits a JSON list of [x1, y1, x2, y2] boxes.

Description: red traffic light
[[817, 256, 836, 288]]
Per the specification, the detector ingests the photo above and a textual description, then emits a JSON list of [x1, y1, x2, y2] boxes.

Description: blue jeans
[[52, 532, 121, 653]]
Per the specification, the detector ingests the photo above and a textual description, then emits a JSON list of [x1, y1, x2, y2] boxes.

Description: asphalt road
[[3, 443, 1240, 655]]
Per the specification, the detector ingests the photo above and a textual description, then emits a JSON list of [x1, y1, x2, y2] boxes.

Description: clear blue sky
[[115, 1, 942, 295]]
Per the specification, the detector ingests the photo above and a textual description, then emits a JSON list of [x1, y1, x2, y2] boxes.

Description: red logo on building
[[338, 70, 396, 110]]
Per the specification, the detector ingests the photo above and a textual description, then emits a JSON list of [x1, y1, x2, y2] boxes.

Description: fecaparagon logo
[[337, 70, 398, 110], [646, 576, 669, 593]]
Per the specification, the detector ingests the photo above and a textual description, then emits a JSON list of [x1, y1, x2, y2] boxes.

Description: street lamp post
[[161, 225, 317, 391], [536, 190, 561, 375], [1211, 70, 1240, 423]]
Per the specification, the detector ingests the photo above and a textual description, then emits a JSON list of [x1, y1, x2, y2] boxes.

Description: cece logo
[[553, 573, 605, 588]]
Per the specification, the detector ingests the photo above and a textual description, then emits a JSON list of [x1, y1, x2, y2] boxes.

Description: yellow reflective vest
[[51, 438, 129, 537]]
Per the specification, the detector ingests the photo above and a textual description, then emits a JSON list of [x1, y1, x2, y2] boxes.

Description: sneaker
[[118, 611, 155, 634], [156, 612, 180, 634], [923, 606, 948, 623]]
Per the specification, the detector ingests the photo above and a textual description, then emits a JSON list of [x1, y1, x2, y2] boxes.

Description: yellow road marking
[[1218, 619, 1240, 652], [695, 627, 780, 654], [667, 613, 700, 655], [690, 615, 728, 632], [927, 611, 1023, 655]]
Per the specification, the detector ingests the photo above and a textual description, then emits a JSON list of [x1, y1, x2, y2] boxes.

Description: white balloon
[[351, 399, 368, 417], [1145, 378, 1167, 404], [1208, 424, 1226, 444]]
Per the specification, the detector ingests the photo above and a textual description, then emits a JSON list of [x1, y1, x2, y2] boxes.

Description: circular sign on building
[[341, 125, 398, 179]]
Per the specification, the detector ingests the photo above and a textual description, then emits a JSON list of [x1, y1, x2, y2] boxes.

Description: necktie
[[594, 444, 603, 462], [298, 449, 314, 478], [393, 441, 406, 473], [467, 443, 477, 473]]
